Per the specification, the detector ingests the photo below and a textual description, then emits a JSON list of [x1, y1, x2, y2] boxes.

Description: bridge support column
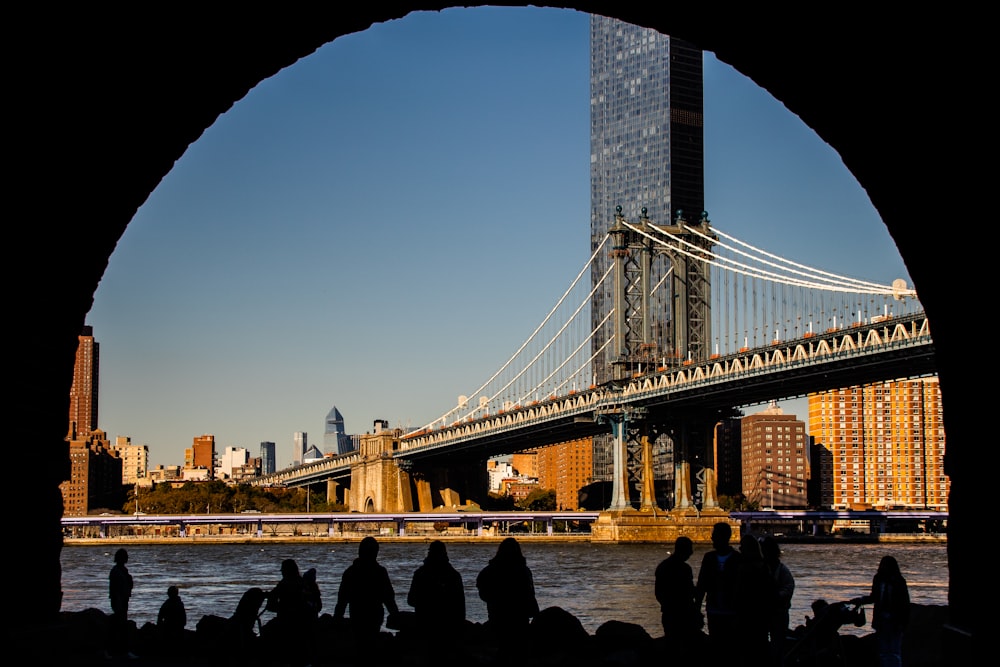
[[674, 462, 693, 510], [440, 487, 462, 508], [608, 415, 630, 510], [325, 479, 346, 506], [701, 467, 720, 510], [413, 475, 434, 512], [639, 431, 659, 511]]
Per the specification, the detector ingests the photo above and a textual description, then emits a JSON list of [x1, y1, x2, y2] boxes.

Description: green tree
[[482, 492, 516, 511], [518, 488, 556, 510]]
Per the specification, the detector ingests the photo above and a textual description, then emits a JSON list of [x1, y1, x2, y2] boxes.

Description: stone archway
[[11, 4, 977, 655]]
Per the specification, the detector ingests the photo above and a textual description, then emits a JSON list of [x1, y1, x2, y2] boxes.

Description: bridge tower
[[605, 206, 721, 514], [658, 209, 717, 366], [607, 204, 716, 374]]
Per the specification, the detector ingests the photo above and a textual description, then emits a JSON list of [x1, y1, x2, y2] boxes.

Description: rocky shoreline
[[20, 601, 951, 667]]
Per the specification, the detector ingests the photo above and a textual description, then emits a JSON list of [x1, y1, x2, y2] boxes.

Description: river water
[[60, 540, 948, 638]]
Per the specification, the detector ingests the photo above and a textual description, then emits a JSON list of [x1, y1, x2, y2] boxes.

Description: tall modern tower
[[260, 441, 276, 475], [323, 406, 355, 455], [293, 431, 307, 467], [68, 325, 99, 439], [589, 16, 704, 482]]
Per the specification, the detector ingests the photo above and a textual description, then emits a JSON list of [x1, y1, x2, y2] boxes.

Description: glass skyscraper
[[589, 16, 704, 482], [260, 441, 276, 475], [323, 405, 355, 455]]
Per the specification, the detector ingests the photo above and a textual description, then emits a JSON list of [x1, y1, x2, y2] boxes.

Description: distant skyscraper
[[260, 441, 276, 474], [323, 406, 355, 455], [589, 16, 704, 482], [68, 325, 99, 439], [293, 431, 307, 467]]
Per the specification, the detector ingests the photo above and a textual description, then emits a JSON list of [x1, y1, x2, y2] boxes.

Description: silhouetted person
[[696, 522, 742, 663], [786, 598, 849, 665], [266, 558, 308, 624], [333, 536, 400, 641], [263, 558, 309, 665], [107, 547, 136, 659], [230, 586, 267, 651], [761, 536, 795, 665], [407, 540, 466, 642], [303, 567, 322, 621], [654, 536, 703, 655], [157, 585, 187, 646], [852, 555, 910, 667], [476, 537, 539, 640], [737, 534, 772, 664]]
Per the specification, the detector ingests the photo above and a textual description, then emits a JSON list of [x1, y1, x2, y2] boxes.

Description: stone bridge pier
[[344, 421, 488, 512]]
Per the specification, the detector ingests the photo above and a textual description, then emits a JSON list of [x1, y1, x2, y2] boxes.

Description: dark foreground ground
[[9, 603, 951, 667]]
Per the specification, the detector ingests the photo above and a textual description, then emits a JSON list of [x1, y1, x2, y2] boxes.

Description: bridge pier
[[413, 475, 434, 512], [347, 423, 490, 512], [591, 431, 736, 542], [325, 479, 347, 507]]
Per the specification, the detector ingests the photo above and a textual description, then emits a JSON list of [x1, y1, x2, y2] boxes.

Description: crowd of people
[[102, 525, 912, 666]]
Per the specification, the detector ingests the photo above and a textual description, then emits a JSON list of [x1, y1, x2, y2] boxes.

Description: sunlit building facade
[[186, 434, 216, 478], [808, 377, 948, 510], [740, 404, 809, 509], [68, 325, 99, 440], [534, 437, 594, 510], [111, 435, 149, 485]]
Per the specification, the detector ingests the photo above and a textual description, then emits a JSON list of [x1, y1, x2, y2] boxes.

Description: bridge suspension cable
[[421, 219, 923, 433], [422, 236, 611, 431]]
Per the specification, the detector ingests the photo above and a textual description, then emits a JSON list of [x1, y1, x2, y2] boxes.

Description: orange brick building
[[808, 377, 948, 510]]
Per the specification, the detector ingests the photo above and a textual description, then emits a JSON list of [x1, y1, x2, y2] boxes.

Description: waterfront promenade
[[61, 509, 948, 545], [62, 531, 946, 546]]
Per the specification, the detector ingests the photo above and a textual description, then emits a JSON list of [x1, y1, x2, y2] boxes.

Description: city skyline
[[84, 7, 912, 470]]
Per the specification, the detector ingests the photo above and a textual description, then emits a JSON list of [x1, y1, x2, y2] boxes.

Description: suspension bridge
[[249, 209, 932, 520]]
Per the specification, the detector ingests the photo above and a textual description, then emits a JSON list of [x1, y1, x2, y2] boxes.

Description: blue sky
[[86, 7, 912, 470]]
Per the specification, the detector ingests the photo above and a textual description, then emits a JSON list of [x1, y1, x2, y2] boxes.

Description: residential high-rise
[[111, 435, 149, 485], [808, 377, 948, 510], [186, 434, 215, 478], [534, 437, 594, 511], [60, 429, 123, 516], [589, 16, 704, 482], [62, 326, 124, 515], [260, 441, 276, 475], [740, 404, 809, 509], [68, 325, 99, 439]]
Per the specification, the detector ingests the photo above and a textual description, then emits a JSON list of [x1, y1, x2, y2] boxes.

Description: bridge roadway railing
[[397, 312, 932, 453], [251, 312, 932, 488]]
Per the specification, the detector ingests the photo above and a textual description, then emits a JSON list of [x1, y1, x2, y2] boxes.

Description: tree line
[[107, 481, 558, 515]]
